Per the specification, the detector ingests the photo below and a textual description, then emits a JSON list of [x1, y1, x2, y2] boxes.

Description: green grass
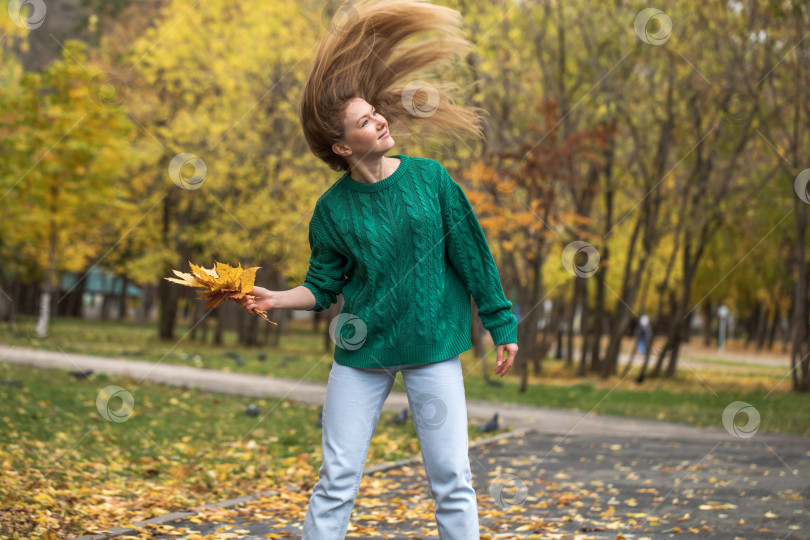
[[0, 361, 491, 470], [0, 315, 807, 437], [685, 356, 787, 369], [1, 314, 334, 376]]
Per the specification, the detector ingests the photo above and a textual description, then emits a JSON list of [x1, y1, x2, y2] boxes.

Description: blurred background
[[0, 0, 808, 389], [3, 1, 810, 538]]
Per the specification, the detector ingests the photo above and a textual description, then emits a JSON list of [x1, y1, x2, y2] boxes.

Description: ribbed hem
[[340, 154, 409, 192], [333, 328, 472, 368], [489, 321, 518, 346]]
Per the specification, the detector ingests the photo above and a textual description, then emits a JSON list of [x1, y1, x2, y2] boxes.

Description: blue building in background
[[59, 268, 141, 318]]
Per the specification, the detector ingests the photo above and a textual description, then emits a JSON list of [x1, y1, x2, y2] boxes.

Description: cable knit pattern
[[301, 154, 517, 369], [372, 191, 400, 349], [397, 166, 430, 344]]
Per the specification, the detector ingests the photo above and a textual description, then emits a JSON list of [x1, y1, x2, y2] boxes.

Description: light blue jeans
[[301, 354, 479, 540]]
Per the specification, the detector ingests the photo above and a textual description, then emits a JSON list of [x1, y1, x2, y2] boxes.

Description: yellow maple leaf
[[164, 269, 201, 288], [239, 266, 259, 294], [164, 261, 276, 324], [214, 261, 241, 290], [187, 261, 220, 288]]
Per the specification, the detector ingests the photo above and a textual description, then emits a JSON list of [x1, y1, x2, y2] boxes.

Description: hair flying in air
[[298, 0, 486, 171]]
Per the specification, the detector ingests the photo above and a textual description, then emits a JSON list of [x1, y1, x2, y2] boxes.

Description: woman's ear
[[332, 141, 351, 157]]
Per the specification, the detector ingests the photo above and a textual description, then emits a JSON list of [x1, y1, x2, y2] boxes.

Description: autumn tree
[[0, 40, 131, 337]]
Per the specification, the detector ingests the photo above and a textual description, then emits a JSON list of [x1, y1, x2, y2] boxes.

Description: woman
[[235, 1, 518, 538]]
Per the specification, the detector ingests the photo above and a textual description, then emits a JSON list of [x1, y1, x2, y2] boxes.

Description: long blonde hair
[[299, 0, 485, 171]]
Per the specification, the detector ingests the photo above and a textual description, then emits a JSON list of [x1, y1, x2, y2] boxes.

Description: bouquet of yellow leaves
[[165, 261, 277, 325]]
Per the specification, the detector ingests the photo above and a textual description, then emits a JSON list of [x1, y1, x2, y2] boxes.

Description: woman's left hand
[[495, 342, 518, 377]]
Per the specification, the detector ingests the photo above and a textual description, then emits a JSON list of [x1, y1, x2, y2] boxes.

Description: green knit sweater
[[302, 154, 517, 369]]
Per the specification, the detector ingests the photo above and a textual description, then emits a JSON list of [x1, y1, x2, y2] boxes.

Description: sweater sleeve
[[301, 207, 350, 312], [438, 162, 518, 345]]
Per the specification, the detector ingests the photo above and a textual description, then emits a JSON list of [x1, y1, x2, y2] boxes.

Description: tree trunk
[[117, 277, 129, 321], [590, 249, 607, 374], [36, 238, 57, 338], [791, 196, 809, 391], [589, 122, 615, 374], [601, 212, 645, 378], [5, 280, 20, 332], [236, 304, 246, 344], [755, 304, 769, 351], [35, 287, 52, 338], [158, 275, 180, 340], [57, 273, 84, 318], [147, 283, 157, 323], [652, 241, 697, 379], [536, 297, 562, 364], [634, 328, 656, 382], [101, 293, 114, 321], [190, 299, 206, 341], [766, 304, 779, 351], [243, 308, 259, 346], [576, 277, 589, 376], [214, 307, 224, 345], [564, 289, 575, 369], [660, 232, 703, 378], [517, 253, 545, 392], [744, 302, 758, 348], [158, 190, 179, 340], [277, 307, 289, 344]]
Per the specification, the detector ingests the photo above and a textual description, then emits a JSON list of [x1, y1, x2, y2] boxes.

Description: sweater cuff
[[301, 281, 328, 312], [489, 321, 517, 346]]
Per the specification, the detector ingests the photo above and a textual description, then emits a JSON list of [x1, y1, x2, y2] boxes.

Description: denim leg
[[402, 356, 479, 540], [302, 361, 396, 540]]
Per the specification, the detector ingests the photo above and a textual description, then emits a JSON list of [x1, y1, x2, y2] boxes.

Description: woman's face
[[333, 97, 395, 161]]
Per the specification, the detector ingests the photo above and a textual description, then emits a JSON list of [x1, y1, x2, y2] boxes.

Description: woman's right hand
[[233, 286, 276, 315]]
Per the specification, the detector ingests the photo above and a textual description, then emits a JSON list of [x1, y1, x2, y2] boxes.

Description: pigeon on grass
[[479, 413, 499, 433], [390, 408, 409, 425]]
